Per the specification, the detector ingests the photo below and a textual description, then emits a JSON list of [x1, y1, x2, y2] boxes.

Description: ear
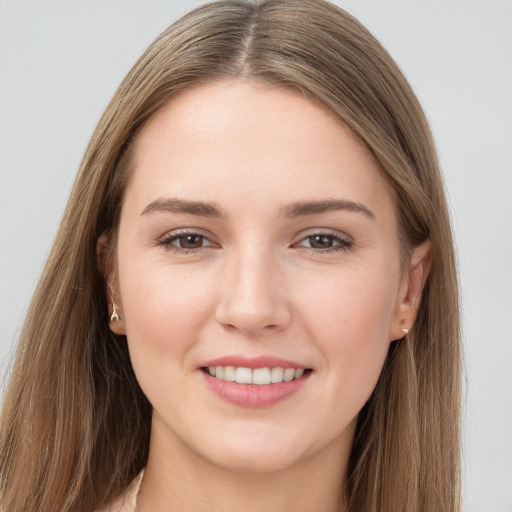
[[97, 232, 126, 336], [389, 239, 431, 341]]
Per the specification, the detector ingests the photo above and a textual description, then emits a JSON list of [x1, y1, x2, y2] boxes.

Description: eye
[[158, 231, 217, 252], [295, 232, 352, 252], [174, 234, 207, 249]]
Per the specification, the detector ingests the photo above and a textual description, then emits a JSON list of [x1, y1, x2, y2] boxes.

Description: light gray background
[[1, 1, 511, 510]]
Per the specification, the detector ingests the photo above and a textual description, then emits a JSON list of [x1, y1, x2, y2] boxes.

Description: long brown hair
[[0, 1, 460, 510]]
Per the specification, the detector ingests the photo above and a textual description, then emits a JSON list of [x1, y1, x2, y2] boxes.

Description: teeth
[[270, 367, 284, 383], [253, 368, 271, 385], [283, 368, 295, 382], [224, 366, 235, 382], [235, 367, 252, 384], [207, 366, 307, 385]]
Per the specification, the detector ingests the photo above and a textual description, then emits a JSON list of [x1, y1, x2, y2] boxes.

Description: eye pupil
[[180, 234, 203, 249], [309, 235, 333, 249]]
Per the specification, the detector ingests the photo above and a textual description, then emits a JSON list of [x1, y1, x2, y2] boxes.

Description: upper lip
[[201, 355, 308, 370]]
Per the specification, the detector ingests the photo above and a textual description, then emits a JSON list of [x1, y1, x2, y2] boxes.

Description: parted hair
[[0, 1, 460, 511]]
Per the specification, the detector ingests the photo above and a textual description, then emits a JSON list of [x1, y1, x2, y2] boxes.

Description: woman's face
[[110, 80, 421, 473]]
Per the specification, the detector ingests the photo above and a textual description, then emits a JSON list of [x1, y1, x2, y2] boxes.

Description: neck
[[136, 416, 353, 512]]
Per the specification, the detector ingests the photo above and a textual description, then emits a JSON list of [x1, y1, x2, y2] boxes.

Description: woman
[[0, 0, 461, 511]]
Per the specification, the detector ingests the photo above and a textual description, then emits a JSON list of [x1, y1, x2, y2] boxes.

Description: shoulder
[[95, 471, 144, 512]]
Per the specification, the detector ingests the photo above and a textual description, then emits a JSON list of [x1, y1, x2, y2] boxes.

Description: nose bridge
[[216, 241, 290, 334]]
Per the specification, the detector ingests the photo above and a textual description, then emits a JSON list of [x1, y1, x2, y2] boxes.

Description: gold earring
[[110, 303, 120, 322]]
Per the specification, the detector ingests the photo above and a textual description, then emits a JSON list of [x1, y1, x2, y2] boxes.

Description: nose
[[215, 246, 292, 336]]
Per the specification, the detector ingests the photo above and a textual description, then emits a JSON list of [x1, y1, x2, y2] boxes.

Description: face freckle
[[113, 79, 407, 475]]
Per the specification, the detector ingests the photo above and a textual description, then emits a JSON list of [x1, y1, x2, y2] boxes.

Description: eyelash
[[158, 230, 217, 254], [157, 230, 353, 254], [295, 232, 353, 253]]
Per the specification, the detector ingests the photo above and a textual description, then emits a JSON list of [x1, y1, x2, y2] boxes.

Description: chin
[[205, 443, 307, 474], [189, 421, 343, 476]]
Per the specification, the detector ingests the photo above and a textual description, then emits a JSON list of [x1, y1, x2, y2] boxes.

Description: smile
[[206, 366, 306, 385]]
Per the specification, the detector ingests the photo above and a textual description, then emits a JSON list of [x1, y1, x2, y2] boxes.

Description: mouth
[[201, 366, 312, 385], [201, 366, 312, 408], [200, 356, 313, 407]]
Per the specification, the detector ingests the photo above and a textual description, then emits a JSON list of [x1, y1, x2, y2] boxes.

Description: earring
[[401, 328, 409, 335], [110, 303, 120, 322]]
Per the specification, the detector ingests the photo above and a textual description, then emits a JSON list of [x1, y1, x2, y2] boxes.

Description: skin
[[100, 79, 430, 511]]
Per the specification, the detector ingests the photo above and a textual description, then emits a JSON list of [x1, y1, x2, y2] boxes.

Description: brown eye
[[308, 235, 335, 249], [177, 234, 205, 249], [295, 232, 352, 253], [159, 231, 215, 252]]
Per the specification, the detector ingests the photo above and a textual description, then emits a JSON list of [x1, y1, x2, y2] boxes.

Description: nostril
[[215, 291, 292, 334]]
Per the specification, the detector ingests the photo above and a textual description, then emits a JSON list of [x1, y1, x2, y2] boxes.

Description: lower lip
[[202, 371, 311, 408]]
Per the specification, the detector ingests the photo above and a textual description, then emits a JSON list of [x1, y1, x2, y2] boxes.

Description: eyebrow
[[140, 197, 375, 220], [280, 199, 375, 220], [141, 197, 226, 218]]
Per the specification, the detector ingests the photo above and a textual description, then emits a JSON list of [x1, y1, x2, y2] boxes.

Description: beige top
[[96, 471, 144, 512]]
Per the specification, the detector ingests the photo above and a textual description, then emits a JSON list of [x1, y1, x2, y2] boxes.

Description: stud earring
[[401, 328, 409, 335], [110, 303, 120, 322]]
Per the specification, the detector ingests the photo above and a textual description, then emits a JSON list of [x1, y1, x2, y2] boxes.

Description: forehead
[[125, 79, 395, 223]]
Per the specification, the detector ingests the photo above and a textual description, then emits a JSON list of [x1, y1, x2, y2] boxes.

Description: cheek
[[117, 254, 218, 362], [299, 266, 398, 401], [301, 264, 398, 342]]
